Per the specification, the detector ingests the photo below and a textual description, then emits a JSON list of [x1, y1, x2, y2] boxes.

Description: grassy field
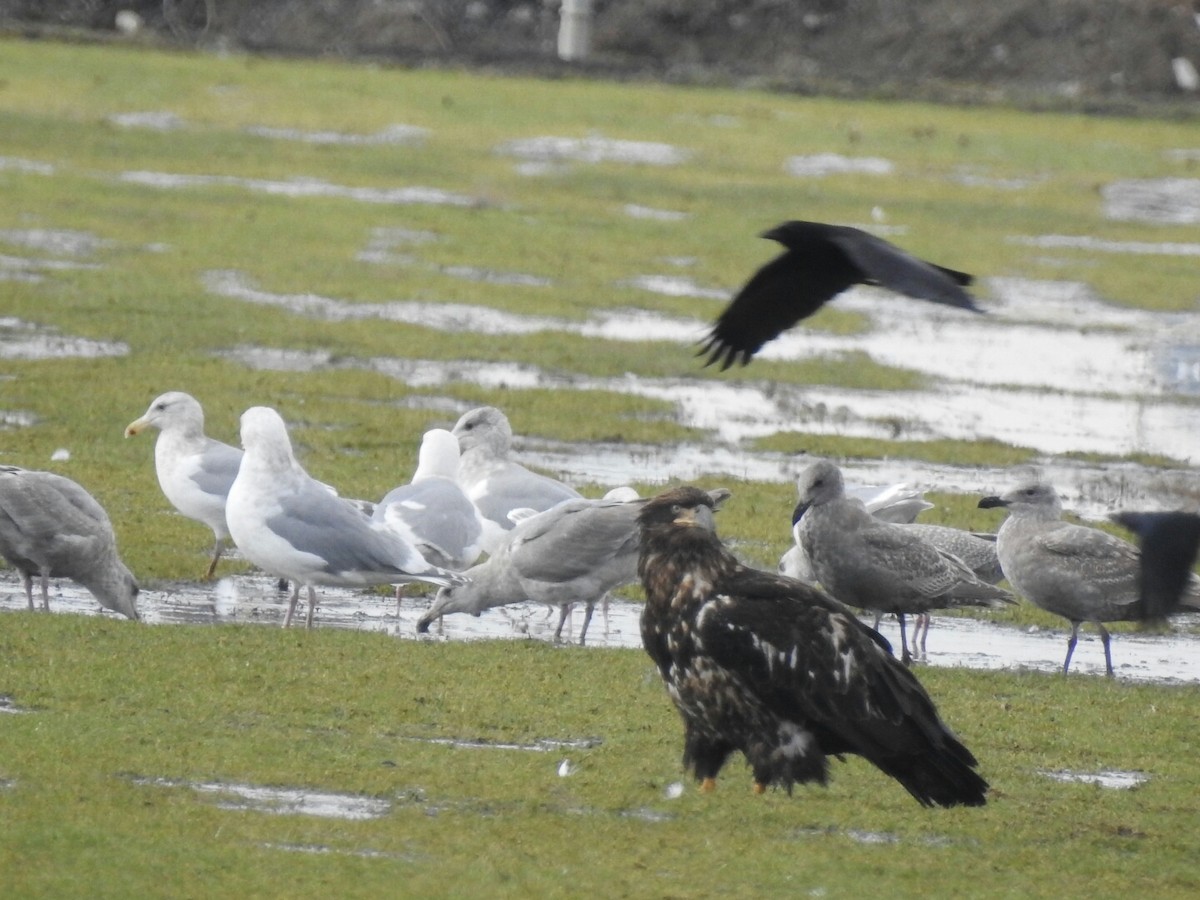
[[2, 38, 1200, 897], [3, 615, 1199, 899]]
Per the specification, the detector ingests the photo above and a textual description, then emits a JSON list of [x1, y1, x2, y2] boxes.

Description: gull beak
[[124, 417, 148, 438], [977, 496, 1008, 510]]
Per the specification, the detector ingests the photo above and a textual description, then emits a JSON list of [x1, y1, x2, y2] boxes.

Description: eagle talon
[[700, 777, 717, 794], [753, 782, 766, 795]]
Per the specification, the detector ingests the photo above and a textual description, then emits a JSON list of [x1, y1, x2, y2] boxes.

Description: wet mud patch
[[119, 170, 482, 208]]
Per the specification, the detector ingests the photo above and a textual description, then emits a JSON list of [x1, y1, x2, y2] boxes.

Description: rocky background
[[3, 1, 1200, 111]]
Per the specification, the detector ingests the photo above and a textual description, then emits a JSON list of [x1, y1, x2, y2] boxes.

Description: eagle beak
[[124, 417, 149, 438], [676, 505, 716, 531], [977, 496, 1008, 509]]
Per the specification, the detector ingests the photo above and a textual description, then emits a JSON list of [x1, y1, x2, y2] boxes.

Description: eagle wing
[[698, 568, 954, 761]]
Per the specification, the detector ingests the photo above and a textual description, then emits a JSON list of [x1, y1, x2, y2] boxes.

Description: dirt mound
[[4, 1, 1200, 110]]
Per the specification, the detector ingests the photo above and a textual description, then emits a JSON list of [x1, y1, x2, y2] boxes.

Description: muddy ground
[[4, 1, 1200, 113]]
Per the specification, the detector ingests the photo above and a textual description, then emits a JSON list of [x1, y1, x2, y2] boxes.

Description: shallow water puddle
[[792, 825, 954, 847], [219, 337, 1200, 463], [0, 408, 39, 428], [618, 807, 674, 822], [208, 272, 699, 339], [870, 615, 1200, 683], [0, 253, 102, 281], [0, 156, 54, 175], [133, 776, 391, 819], [1, 317, 129, 360], [245, 123, 429, 145], [950, 169, 1044, 190], [518, 439, 1200, 518], [436, 264, 552, 287], [0, 228, 113, 257], [119, 170, 481, 207], [206, 271, 563, 332], [399, 735, 602, 753], [784, 154, 894, 177], [1010, 233, 1200, 257], [494, 136, 691, 167], [1038, 769, 1150, 790], [209, 262, 1200, 462], [1103, 178, 1200, 225], [108, 112, 430, 147], [0, 695, 29, 714], [620, 274, 728, 299], [4, 574, 1199, 684], [262, 842, 410, 860], [356, 226, 439, 265], [623, 204, 689, 221], [108, 111, 186, 131]]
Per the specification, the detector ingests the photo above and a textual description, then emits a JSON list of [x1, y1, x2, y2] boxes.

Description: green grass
[[2, 616, 1199, 899], [2, 37, 1200, 897]]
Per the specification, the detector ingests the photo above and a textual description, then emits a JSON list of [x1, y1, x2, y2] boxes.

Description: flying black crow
[[700, 220, 980, 369], [1109, 510, 1200, 623]]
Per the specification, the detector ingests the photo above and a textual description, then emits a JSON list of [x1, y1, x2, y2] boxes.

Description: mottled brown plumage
[[637, 485, 988, 807]]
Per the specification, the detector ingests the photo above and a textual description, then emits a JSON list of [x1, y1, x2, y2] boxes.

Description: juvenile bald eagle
[[637, 485, 988, 807], [700, 220, 979, 369]]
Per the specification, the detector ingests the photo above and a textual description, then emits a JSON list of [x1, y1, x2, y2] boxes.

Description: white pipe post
[[558, 0, 593, 62]]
